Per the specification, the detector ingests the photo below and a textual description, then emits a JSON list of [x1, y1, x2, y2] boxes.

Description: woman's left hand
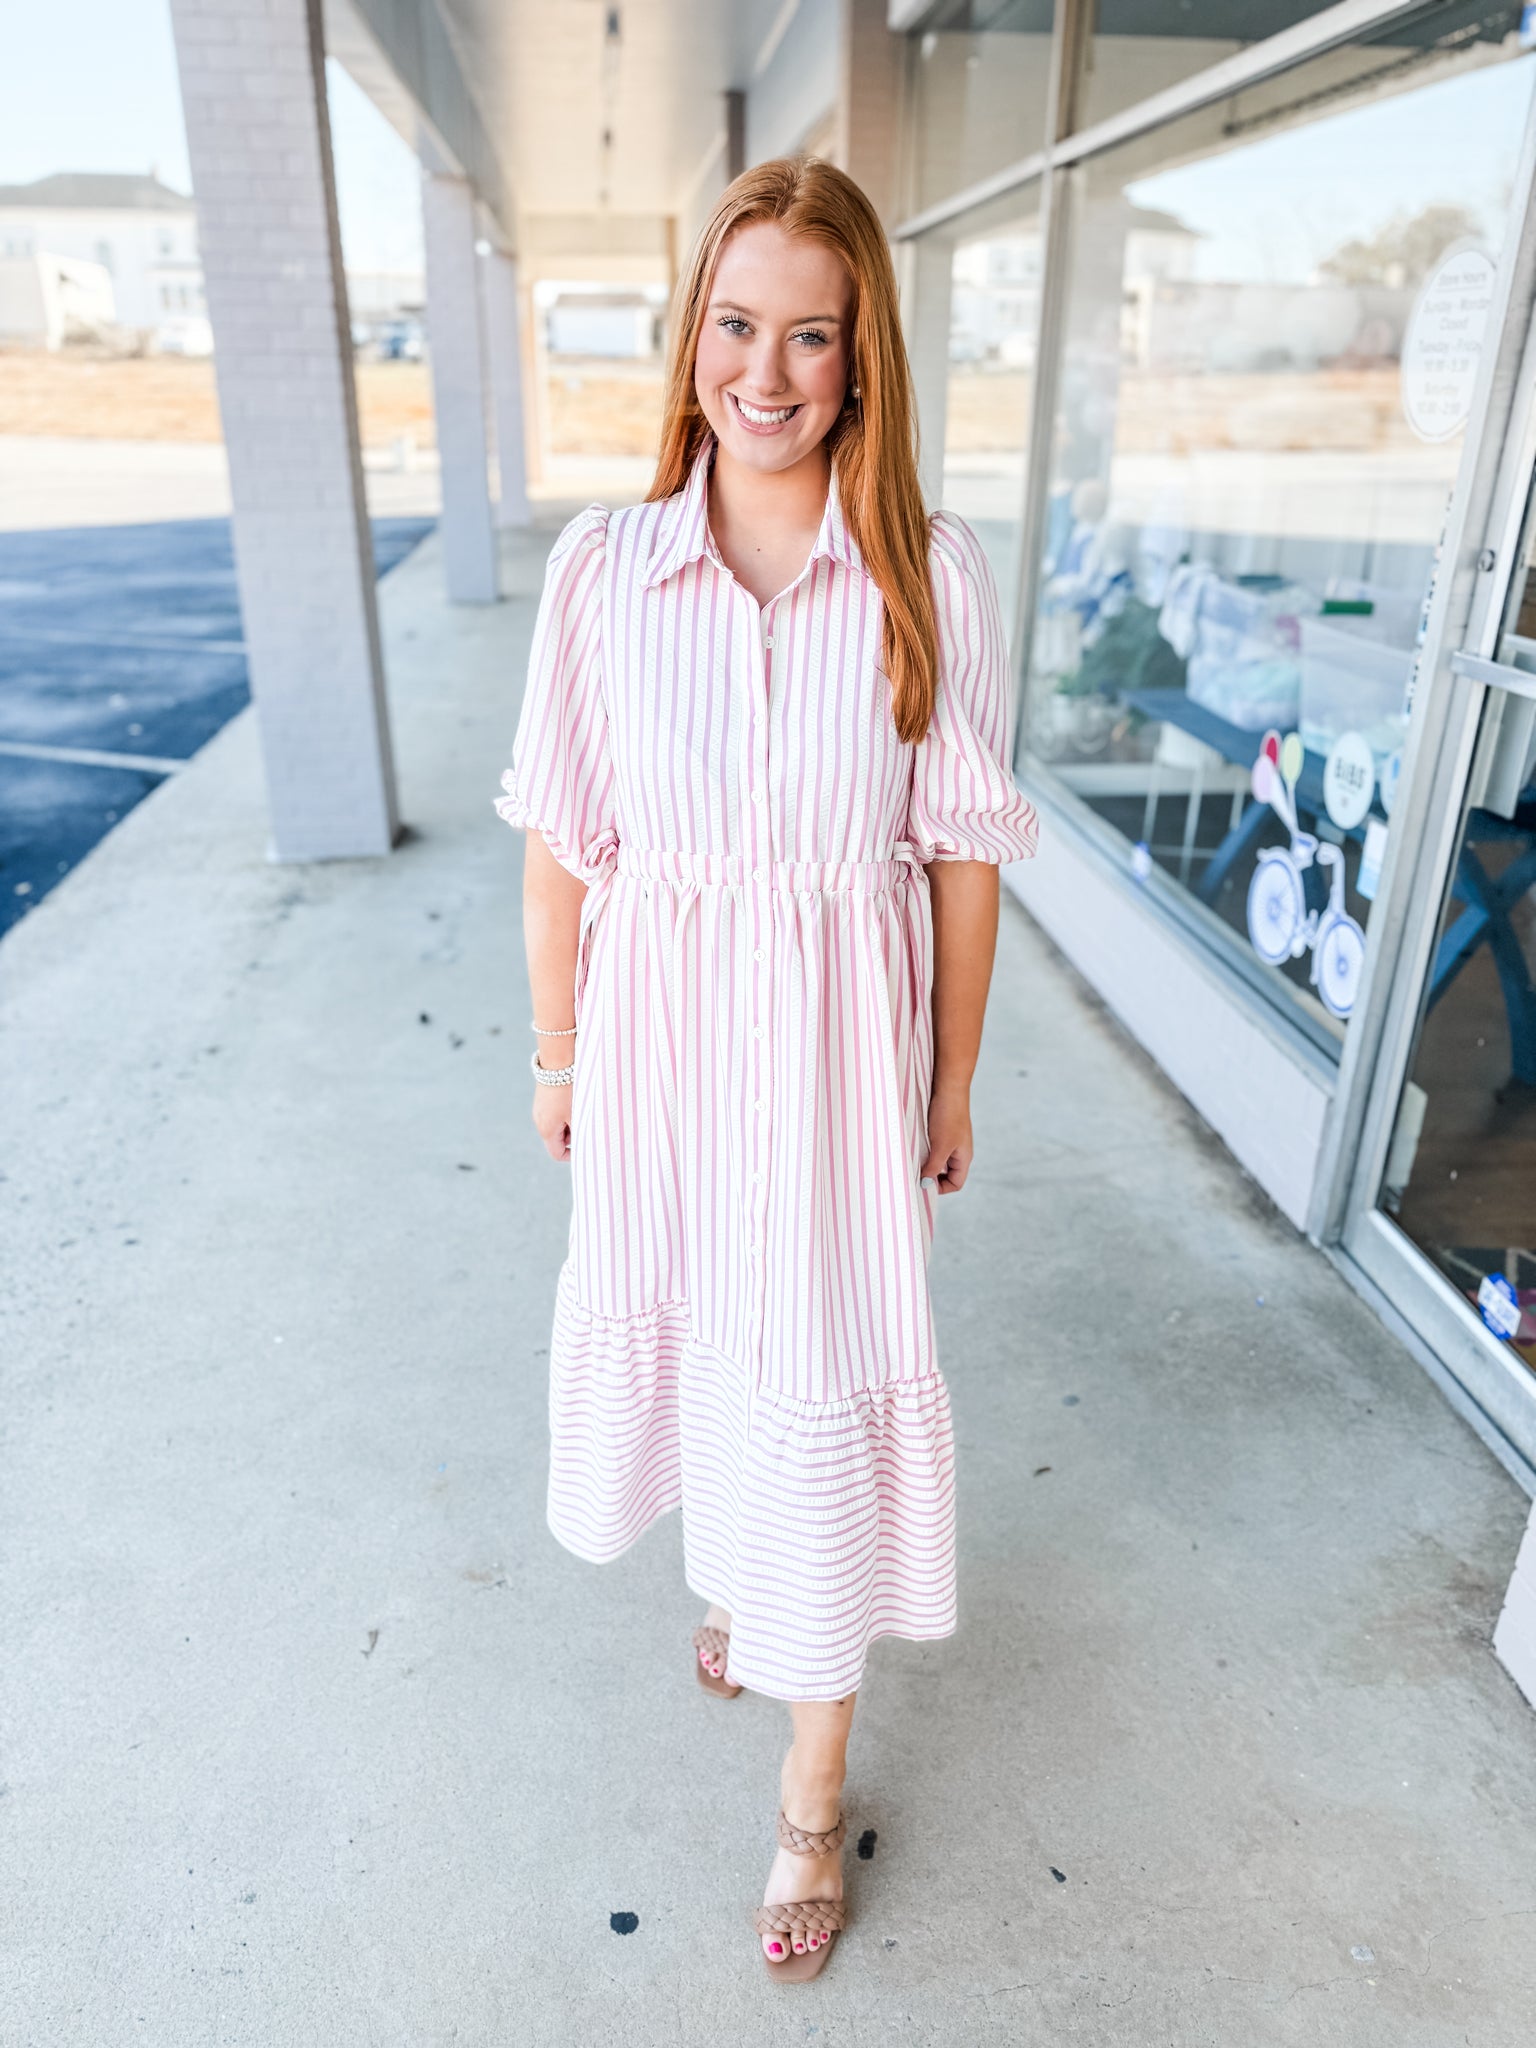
[[921, 1082, 974, 1194]]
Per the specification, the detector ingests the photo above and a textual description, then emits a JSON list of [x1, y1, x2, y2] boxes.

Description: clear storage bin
[[1318, 578, 1422, 648], [1184, 578, 1314, 733], [1299, 613, 1413, 764]]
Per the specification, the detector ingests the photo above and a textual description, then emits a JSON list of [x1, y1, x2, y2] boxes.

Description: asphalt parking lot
[[0, 514, 432, 935]]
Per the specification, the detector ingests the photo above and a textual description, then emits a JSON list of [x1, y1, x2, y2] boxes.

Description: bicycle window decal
[[1245, 728, 1367, 1019]]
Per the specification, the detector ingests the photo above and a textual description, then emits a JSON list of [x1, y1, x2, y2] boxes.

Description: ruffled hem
[[545, 1264, 956, 1701]]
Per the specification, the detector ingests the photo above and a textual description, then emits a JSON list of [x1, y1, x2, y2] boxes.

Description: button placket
[[744, 600, 775, 1382]]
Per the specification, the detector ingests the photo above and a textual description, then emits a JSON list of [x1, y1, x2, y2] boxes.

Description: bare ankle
[[781, 1747, 845, 1830]]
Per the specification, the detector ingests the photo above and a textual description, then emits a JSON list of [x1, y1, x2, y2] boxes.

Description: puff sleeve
[[906, 511, 1040, 865], [493, 505, 616, 883]]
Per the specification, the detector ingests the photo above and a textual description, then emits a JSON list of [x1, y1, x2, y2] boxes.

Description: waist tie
[[614, 845, 923, 893]]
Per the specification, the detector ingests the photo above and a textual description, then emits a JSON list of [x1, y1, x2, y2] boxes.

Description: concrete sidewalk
[[0, 435, 443, 531], [5, 524, 1536, 2047]]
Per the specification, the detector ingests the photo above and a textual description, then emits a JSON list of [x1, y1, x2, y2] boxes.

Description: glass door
[[1342, 469, 1536, 1471], [1327, 55, 1536, 1478]]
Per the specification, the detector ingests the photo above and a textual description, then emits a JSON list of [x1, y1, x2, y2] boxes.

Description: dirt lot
[[0, 348, 437, 448], [542, 357, 663, 458], [0, 347, 668, 461], [945, 362, 1414, 455]]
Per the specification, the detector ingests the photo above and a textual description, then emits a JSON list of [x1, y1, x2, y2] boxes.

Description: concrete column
[[481, 247, 531, 530], [421, 166, 499, 601], [526, 269, 552, 495], [166, 0, 397, 861], [902, 235, 954, 509]]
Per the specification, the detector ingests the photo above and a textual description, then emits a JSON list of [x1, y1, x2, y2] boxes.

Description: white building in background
[[0, 172, 424, 358], [347, 270, 426, 321], [0, 172, 205, 347], [541, 286, 664, 358], [0, 249, 115, 349]]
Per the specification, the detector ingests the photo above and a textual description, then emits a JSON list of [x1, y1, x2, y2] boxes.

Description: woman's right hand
[[533, 1081, 574, 1162]]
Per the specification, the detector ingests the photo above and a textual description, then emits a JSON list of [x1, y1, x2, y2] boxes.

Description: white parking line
[[0, 626, 247, 655], [0, 739, 186, 775]]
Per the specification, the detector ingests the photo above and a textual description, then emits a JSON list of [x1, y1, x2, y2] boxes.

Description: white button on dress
[[496, 434, 1039, 1701]]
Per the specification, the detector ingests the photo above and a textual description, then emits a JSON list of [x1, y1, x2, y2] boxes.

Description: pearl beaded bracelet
[[530, 1046, 576, 1087]]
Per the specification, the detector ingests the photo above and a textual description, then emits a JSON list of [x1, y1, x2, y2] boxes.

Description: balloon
[[1280, 732, 1304, 785], [1261, 729, 1282, 768], [1252, 754, 1276, 805]]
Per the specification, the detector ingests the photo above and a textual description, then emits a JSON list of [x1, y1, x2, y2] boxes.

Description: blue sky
[[0, 0, 423, 272], [1129, 59, 1536, 283]]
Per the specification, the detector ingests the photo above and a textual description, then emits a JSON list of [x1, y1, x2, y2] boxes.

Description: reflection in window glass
[[1079, 2, 1339, 132], [1022, 43, 1536, 1041], [1380, 535, 1536, 1378], [906, 15, 1052, 218], [942, 205, 1043, 628]]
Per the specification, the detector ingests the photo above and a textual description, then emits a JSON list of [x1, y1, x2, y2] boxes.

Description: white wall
[[1005, 812, 1335, 1231], [1495, 1506, 1536, 1709]]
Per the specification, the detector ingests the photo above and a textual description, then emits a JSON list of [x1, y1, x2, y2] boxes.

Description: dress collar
[[641, 432, 863, 589]]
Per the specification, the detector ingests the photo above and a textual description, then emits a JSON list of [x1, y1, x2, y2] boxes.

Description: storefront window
[[1078, 2, 1351, 132], [936, 193, 1043, 628], [906, 8, 1052, 219], [1019, 35, 1536, 1042]]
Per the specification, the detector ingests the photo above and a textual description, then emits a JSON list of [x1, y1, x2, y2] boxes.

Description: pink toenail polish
[[769, 1942, 783, 1956]]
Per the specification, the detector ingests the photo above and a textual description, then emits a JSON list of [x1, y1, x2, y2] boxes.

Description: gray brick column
[[482, 247, 531, 530], [836, 0, 903, 225], [422, 168, 499, 600], [167, 0, 398, 861]]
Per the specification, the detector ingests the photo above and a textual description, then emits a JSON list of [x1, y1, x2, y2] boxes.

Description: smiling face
[[693, 220, 854, 474]]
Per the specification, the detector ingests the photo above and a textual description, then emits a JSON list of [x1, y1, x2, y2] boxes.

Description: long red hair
[[648, 157, 937, 746]]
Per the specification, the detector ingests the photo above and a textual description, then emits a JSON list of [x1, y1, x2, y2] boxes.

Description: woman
[[496, 156, 1037, 1982]]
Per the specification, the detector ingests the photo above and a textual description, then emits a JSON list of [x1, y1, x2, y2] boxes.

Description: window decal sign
[[1379, 748, 1403, 817], [1323, 731, 1375, 831], [1479, 1271, 1521, 1341], [1357, 816, 1389, 902], [1401, 245, 1497, 445]]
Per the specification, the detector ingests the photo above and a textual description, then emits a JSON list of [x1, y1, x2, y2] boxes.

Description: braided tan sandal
[[751, 1810, 847, 1982], [691, 1624, 742, 1698]]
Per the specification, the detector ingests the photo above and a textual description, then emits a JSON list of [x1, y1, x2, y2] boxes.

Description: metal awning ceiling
[[438, 0, 730, 216], [335, 0, 798, 256]]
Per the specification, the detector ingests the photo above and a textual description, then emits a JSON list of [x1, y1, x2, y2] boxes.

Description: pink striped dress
[[496, 437, 1038, 1700]]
